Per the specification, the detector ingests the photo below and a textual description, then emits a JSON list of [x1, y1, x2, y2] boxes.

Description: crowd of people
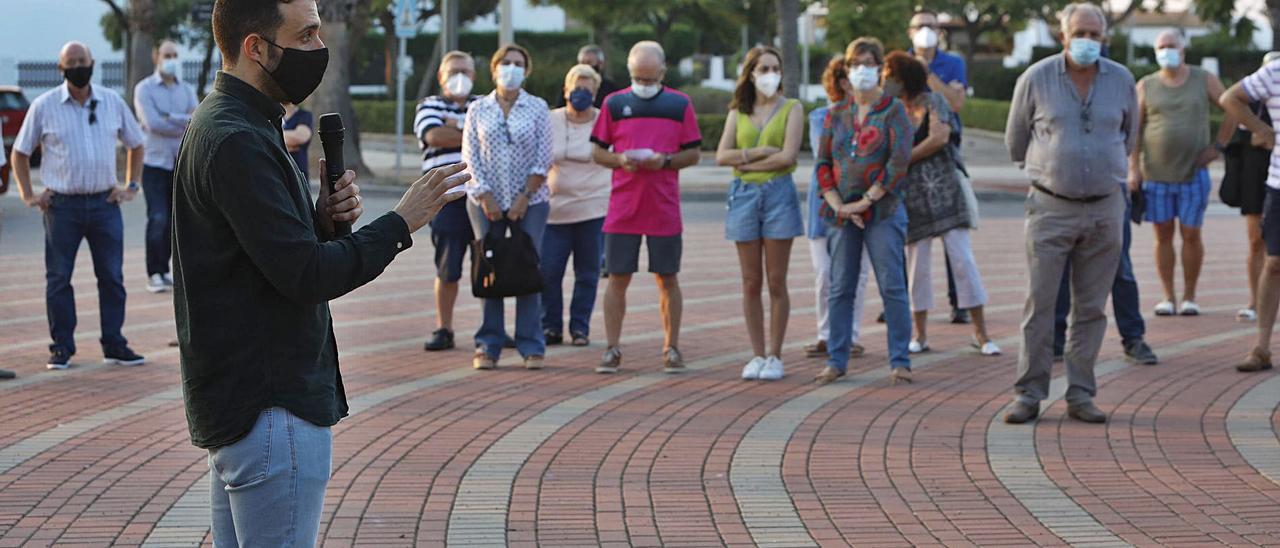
[[2, 3, 1276, 416]]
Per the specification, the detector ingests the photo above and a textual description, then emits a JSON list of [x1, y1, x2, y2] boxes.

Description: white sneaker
[[146, 273, 169, 293], [908, 340, 930, 354], [162, 273, 175, 287], [1238, 308, 1258, 322], [741, 356, 766, 380], [1154, 300, 1176, 316], [1178, 301, 1200, 316], [758, 356, 785, 381], [979, 341, 1002, 356]]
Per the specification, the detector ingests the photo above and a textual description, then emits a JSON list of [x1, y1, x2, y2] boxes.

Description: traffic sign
[[395, 0, 420, 39]]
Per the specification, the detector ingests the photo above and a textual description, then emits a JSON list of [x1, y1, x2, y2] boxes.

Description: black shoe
[[0, 369, 15, 380], [1124, 340, 1158, 365], [1067, 402, 1108, 423], [950, 308, 971, 324], [504, 335, 517, 349], [876, 311, 886, 324], [47, 350, 72, 370], [423, 328, 455, 351], [104, 346, 145, 366], [1004, 401, 1040, 424], [544, 330, 563, 346]]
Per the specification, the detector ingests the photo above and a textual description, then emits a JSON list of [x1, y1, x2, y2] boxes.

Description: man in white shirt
[[10, 41, 147, 371], [134, 39, 198, 294]]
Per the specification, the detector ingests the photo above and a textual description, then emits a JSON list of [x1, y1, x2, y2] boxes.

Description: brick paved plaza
[[1, 196, 1278, 547]]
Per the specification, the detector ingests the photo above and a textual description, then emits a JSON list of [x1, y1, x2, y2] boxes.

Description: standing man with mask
[[591, 41, 702, 374], [560, 44, 621, 109], [1131, 30, 1229, 317], [416, 50, 480, 352], [177, 1, 468, 544], [11, 41, 147, 371], [907, 8, 971, 325], [134, 38, 198, 294], [1004, 3, 1138, 425]]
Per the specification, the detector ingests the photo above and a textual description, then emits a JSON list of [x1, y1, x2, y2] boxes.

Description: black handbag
[[471, 219, 545, 299]]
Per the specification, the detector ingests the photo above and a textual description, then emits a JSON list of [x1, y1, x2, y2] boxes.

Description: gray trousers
[[1016, 189, 1124, 406]]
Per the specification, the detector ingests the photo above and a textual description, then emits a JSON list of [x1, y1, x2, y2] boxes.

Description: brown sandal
[[1236, 347, 1273, 373], [814, 366, 845, 385]]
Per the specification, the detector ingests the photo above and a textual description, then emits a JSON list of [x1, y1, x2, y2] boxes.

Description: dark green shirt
[[173, 73, 413, 449]]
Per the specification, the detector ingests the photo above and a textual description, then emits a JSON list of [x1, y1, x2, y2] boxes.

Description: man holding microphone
[[175, 1, 467, 544]]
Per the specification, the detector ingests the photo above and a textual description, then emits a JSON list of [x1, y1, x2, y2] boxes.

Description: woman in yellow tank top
[[715, 46, 806, 381]]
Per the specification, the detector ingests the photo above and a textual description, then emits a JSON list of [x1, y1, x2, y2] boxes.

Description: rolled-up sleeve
[[1006, 72, 1034, 165]]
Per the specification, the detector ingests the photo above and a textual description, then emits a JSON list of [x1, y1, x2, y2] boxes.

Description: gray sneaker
[[1124, 340, 1158, 365], [663, 347, 686, 374], [596, 347, 622, 374]]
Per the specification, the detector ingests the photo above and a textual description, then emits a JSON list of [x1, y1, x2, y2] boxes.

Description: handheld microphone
[[317, 113, 352, 236]]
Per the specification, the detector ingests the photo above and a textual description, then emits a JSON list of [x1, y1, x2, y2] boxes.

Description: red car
[[0, 85, 35, 193]]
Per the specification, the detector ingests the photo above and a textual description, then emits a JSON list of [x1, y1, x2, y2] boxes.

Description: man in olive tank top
[[1129, 30, 1230, 317]]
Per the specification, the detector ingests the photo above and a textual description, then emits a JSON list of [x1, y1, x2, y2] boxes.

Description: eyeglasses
[[1080, 100, 1092, 134], [88, 99, 98, 125]]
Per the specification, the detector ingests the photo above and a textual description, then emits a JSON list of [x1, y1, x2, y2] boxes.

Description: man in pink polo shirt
[[590, 41, 702, 375]]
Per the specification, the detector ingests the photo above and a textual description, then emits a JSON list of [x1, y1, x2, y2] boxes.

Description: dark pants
[[142, 166, 174, 276], [540, 217, 605, 336], [1054, 195, 1145, 353], [45, 191, 128, 355]]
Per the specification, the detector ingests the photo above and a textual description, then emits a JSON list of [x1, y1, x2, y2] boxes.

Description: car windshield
[[0, 92, 30, 111]]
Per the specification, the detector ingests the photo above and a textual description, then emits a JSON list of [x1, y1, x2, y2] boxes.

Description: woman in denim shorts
[[715, 46, 806, 381]]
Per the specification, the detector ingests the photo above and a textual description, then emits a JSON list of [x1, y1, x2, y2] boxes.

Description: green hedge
[[959, 98, 1012, 134], [353, 100, 415, 136]]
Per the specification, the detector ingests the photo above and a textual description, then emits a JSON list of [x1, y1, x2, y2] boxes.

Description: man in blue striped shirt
[[415, 51, 480, 352]]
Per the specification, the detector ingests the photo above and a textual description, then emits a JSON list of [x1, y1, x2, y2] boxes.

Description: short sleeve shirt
[[14, 84, 144, 194], [928, 50, 968, 88], [1240, 60, 1280, 189], [590, 86, 701, 236]]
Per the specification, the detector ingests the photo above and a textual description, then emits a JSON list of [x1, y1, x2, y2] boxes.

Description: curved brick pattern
[[2, 208, 1279, 546]]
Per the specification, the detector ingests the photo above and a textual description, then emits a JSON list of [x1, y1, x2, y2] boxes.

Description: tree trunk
[[379, 11, 396, 87], [592, 19, 612, 78], [1271, 0, 1280, 51], [415, 37, 445, 100], [775, 0, 799, 98], [125, 0, 156, 104], [314, 0, 371, 176]]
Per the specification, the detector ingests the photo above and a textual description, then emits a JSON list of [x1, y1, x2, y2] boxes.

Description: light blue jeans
[[826, 205, 912, 373], [209, 407, 332, 547], [467, 200, 550, 359]]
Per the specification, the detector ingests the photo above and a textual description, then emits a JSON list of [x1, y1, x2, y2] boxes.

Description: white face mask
[[912, 26, 939, 50], [754, 72, 781, 98], [1155, 47, 1182, 69], [445, 73, 473, 97], [496, 64, 525, 90], [848, 65, 880, 91], [161, 58, 181, 77], [631, 80, 662, 99]]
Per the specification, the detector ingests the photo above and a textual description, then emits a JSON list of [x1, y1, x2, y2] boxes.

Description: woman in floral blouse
[[813, 37, 915, 385], [463, 43, 553, 371]]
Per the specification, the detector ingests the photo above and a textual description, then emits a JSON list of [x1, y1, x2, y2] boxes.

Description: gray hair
[[578, 44, 605, 61], [628, 41, 666, 67], [1154, 29, 1185, 49], [1060, 2, 1108, 36]]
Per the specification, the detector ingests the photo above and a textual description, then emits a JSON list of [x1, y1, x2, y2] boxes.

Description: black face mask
[[255, 37, 329, 105], [64, 65, 93, 88]]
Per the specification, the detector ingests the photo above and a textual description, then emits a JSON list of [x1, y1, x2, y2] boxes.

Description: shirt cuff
[[380, 211, 415, 253]]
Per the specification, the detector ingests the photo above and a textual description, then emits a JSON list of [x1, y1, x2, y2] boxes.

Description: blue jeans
[[142, 166, 174, 276], [827, 205, 912, 372], [541, 217, 604, 337], [44, 191, 128, 355], [209, 407, 331, 548], [467, 201, 550, 359], [1053, 194, 1145, 352]]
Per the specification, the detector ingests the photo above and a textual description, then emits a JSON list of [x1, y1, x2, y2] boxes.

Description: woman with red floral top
[[813, 37, 915, 385]]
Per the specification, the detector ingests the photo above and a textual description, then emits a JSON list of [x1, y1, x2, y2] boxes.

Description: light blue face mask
[[1155, 47, 1182, 69], [1068, 38, 1102, 66]]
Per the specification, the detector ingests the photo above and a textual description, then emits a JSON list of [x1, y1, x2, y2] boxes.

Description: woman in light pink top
[[540, 64, 612, 347]]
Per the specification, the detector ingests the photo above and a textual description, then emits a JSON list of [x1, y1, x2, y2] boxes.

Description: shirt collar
[[214, 71, 285, 122], [59, 82, 96, 105]]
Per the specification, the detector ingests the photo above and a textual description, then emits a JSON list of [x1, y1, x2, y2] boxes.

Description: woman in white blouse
[[462, 43, 553, 371], [540, 64, 611, 348]]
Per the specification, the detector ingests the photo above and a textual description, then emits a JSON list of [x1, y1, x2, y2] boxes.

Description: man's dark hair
[[212, 0, 295, 64]]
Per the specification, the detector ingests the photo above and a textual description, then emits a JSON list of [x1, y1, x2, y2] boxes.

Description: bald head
[[59, 41, 93, 70], [627, 41, 666, 83]]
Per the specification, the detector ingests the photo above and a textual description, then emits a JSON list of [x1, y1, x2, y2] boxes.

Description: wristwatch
[[1213, 142, 1227, 153], [662, 154, 672, 169], [126, 181, 140, 192]]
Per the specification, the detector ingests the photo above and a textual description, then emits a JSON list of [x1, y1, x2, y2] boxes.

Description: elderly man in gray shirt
[[1004, 2, 1138, 425]]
